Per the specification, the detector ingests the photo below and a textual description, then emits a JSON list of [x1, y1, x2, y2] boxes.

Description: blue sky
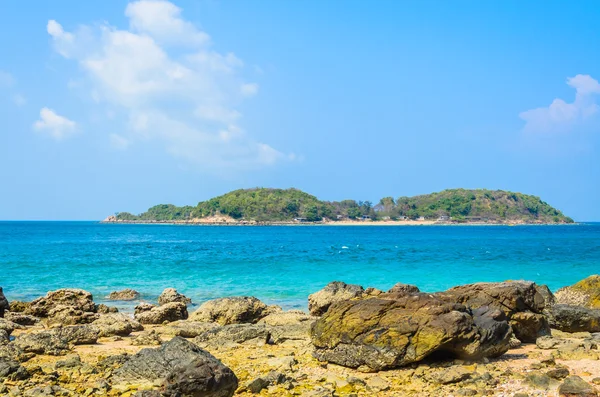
[[0, 1, 599, 221]]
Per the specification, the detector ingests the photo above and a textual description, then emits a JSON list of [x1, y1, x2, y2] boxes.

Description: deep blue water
[[1, 222, 599, 311]]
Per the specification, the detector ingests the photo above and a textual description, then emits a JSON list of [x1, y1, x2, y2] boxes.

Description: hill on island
[[113, 188, 573, 224]]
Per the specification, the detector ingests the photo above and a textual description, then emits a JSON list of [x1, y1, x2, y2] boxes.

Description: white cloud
[[109, 133, 130, 150], [46, 1, 290, 170], [240, 83, 259, 97], [125, 0, 210, 47], [12, 94, 26, 106], [0, 70, 15, 87], [520, 74, 600, 133], [33, 108, 77, 140]]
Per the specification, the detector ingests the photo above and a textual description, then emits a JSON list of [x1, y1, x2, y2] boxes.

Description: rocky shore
[[2, 277, 600, 396]]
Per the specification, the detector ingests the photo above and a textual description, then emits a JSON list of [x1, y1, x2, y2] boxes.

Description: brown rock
[[107, 289, 140, 301]]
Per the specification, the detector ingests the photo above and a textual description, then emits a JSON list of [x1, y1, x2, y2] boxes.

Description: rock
[[387, 283, 420, 295], [113, 336, 238, 396], [194, 324, 270, 347], [130, 330, 162, 346], [432, 367, 473, 384], [27, 289, 98, 325], [268, 323, 312, 344], [311, 294, 511, 370], [0, 357, 29, 381], [438, 281, 550, 342], [0, 318, 22, 336], [258, 310, 316, 326], [95, 304, 118, 314], [509, 335, 522, 349], [12, 325, 99, 355], [547, 304, 600, 333], [134, 302, 155, 316], [308, 282, 365, 316], [158, 288, 191, 305], [510, 312, 550, 342], [54, 355, 82, 369], [525, 372, 551, 389], [0, 330, 8, 345], [245, 371, 291, 393], [558, 375, 598, 396], [107, 289, 140, 301], [556, 276, 600, 309], [0, 288, 8, 318], [366, 376, 390, 391], [93, 313, 143, 337], [158, 321, 219, 338], [537, 284, 557, 308], [547, 366, 570, 380], [4, 313, 39, 326], [8, 301, 30, 313], [134, 302, 188, 325], [266, 356, 297, 371], [190, 297, 271, 325]]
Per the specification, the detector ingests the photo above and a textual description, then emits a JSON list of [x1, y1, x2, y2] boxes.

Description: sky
[[0, 1, 599, 221]]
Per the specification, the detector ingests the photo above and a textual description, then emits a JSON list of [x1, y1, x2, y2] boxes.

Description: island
[[103, 188, 574, 225]]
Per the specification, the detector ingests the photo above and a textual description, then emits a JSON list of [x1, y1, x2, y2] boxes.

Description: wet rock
[[558, 375, 598, 396], [0, 288, 8, 318], [311, 294, 511, 370], [4, 312, 39, 326], [308, 282, 365, 316], [158, 288, 191, 305], [107, 289, 140, 301], [113, 336, 238, 396], [27, 289, 98, 325], [438, 281, 550, 342], [190, 296, 271, 325], [194, 324, 270, 348], [134, 302, 188, 325], [556, 275, 600, 309], [93, 313, 143, 337], [158, 321, 219, 338], [387, 283, 420, 295], [0, 357, 29, 381], [130, 330, 162, 346], [547, 304, 600, 333]]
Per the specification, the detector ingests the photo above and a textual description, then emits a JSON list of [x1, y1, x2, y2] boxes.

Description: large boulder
[[546, 304, 600, 333], [0, 288, 8, 318], [308, 282, 365, 316], [190, 297, 272, 325], [93, 313, 143, 337], [27, 289, 98, 325], [0, 357, 29, 381], [437, 281, 550, 342], [556, 275, 600, 309], [0, 318, 22, 336], [12, 325, 99, 355], [112, 336, 238, 397], [194, 324, 271, 348], [158, 288, 191, 306], [558, 375, 598, 397], [107, 289, 140, 301], [311, 294, 511, 371], [134, 302, 188, 325]]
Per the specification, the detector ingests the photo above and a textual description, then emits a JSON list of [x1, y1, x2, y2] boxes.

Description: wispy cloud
[[33, 108, 77, 140], [46, 0, 291, 170], [520, 74, 600, 133], [0, 70, 15, 87]]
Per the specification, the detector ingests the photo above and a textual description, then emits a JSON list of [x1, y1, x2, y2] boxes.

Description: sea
[[1, 221, 599, 312]]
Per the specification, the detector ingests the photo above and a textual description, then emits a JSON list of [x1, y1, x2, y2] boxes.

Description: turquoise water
[[1, 222, 599, 311]]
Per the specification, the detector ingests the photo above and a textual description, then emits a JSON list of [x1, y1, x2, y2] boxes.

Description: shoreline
[[100, 219, 577, 226]]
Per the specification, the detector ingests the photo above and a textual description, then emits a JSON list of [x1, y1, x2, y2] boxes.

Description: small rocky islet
[[2, 279, 600, 396]]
